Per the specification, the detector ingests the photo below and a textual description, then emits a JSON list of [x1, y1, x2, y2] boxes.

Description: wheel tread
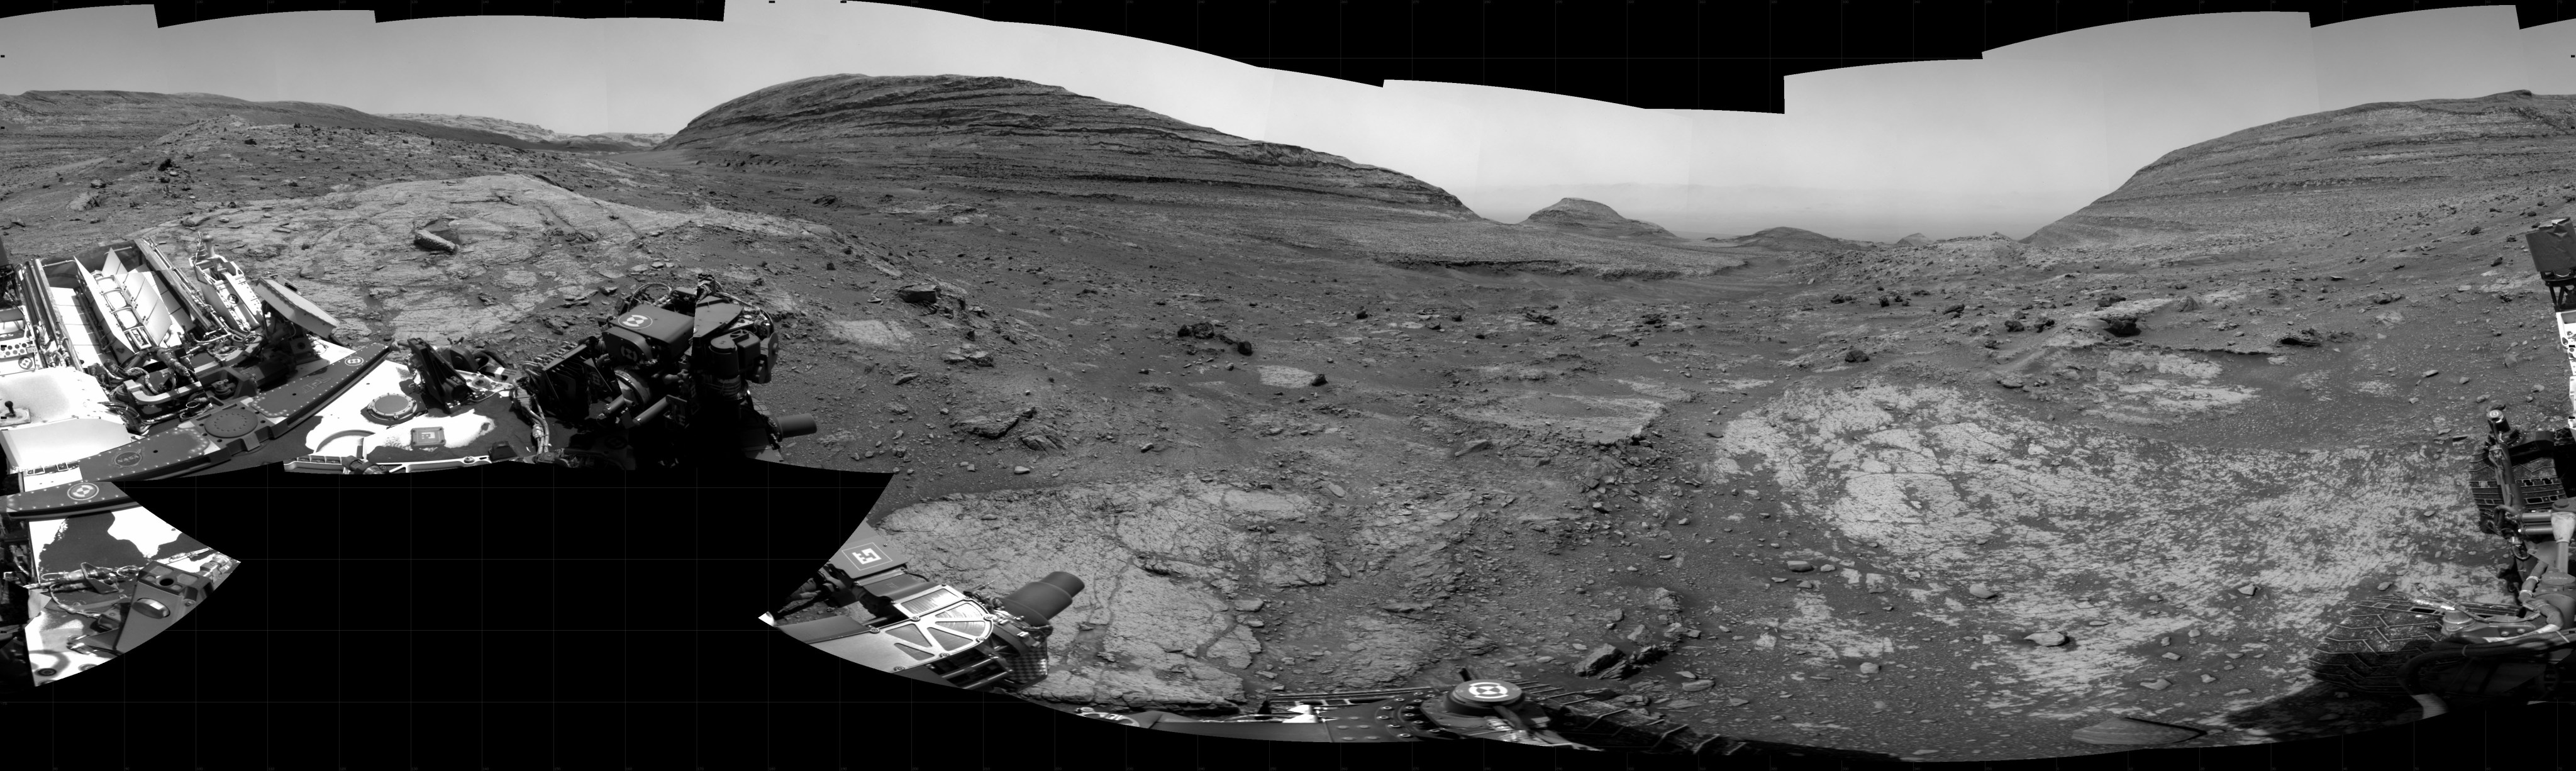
[[2306, 594, 2516, 694]]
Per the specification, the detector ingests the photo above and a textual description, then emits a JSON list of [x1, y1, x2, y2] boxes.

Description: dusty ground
[[8, 80, 2569, 760]]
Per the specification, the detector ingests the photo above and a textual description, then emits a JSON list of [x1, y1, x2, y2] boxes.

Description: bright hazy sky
[[5, 3, 2576, 241]]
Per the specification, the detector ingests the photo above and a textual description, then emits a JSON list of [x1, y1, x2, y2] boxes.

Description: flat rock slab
[[1257, 365, 1320, 388], [1451, 392, 1665, 445], [830, 319, 916, 348], [873, 477, 1350, 709], [2072, 716, 2204, 746]]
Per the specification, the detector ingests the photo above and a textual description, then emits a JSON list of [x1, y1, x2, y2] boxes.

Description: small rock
[[2376, 581, 2394, 591], [2237, 584, 2259, 597], [2199, 674, 2217, 683], [893, 372, 919, 385], [1843, 348, 1870, 363], [2140, 679, 2172, 691], [1679, 679, 1715, 692], [1996, 374, 2025, 389], [1309, 372, 1330, 387], [1726, 698, 1752, 706], [2161, 652, 2181, 660], [1858, 662, 1881, 674], [1785, 560, 1815, 572], [2026, 631, 2068, 646], [411, 226, 462, 253], [1967, 583, 2000, 599], [1233, 599, 1266, 612], [1013, 466, 1031, 475]]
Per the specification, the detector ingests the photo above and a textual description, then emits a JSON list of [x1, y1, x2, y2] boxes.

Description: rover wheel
[[2306, 594, 2523, 694]]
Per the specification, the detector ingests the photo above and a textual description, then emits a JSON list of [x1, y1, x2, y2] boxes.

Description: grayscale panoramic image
[[18, 1, 2576, 763]]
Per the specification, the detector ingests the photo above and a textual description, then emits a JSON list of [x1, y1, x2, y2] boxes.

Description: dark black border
[[8, 1, 2576, 113]]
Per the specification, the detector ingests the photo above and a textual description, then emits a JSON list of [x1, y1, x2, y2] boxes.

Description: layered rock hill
[[1516, 197, 1680, 240], [380, 113, 670, 152], [2026, 89, 2576, 255], [1710, 226, 1881, 252], [661, 74, 1466, 208]]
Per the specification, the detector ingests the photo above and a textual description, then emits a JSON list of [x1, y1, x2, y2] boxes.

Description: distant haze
[[4, 5, 2573, 241]]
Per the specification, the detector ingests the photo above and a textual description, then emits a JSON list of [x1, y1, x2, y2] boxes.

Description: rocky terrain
[[379, 113, 669, 152], [0, 91, 650, 176], [7, 79, 2570, 760]]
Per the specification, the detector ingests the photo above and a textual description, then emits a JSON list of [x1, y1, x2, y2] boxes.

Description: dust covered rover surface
[[272, 273, 819, 474], [765, 521, 1082, 692], [1, 504, 231, 691]]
